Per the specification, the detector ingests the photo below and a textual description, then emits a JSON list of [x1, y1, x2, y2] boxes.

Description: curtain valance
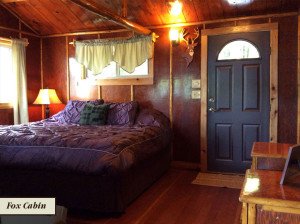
[[75, 34, 155, 75]]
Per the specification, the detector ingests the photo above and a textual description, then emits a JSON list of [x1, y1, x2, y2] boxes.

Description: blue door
[[207, 32, 270, 173]]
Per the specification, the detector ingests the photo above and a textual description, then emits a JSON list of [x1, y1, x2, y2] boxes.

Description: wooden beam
[[1, 0, 26, 3], [298, 15, 300, 143], [44, 29, 130, 38], [0, 25, 39, 37], [0, 3, 40, 35], [270, 28, 278, 142], [122, 0, 127, 18], [169, 42, 173, 129], [0, 36, 29, 46], [65, 36, 70, 101], [42, 12, 297, 38], [147, 12, 298, 29], [69, 0, 151, 35], [201, 23, 278, 36]]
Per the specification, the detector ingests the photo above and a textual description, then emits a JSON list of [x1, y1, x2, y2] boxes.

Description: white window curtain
[[114, 35, 153, 73], [11, 39, 28, 124], [75, 40, 114, 75], [75, 34, 155, 75]]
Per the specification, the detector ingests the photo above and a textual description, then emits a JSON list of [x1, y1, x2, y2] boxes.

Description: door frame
[[200, 23, 278, 172]]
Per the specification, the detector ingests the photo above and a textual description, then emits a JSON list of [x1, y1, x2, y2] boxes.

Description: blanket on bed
[[0, 110, 171, 175]]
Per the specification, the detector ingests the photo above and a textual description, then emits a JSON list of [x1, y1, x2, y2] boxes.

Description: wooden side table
[[251, 142, 293, 170], [240, 169, 300, 224]]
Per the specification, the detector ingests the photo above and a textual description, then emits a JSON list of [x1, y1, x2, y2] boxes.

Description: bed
[[0, 100, 171, 213]]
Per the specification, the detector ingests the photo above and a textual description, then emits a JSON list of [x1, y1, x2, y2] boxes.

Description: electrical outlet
[[192, 79, 201, 88], [191, 90, 201, 99]]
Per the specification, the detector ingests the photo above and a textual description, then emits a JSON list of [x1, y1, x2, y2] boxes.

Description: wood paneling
[[0, 1, 296, 166], [1, 0, 299, 36], [102, 86, 131, 102], [134, 28, 170, 117], [25, 35, 42, 121], [0, 108, 13, 125], [0, 4, 18, 29], [297, 15, 300, 144], [172, 26, 200, 162], [29, 15, 299, 165], [278, 16, 298, 144], [43, 37, 67, 102], [42, 37, 67, 116], [0, 3, 19, 38]]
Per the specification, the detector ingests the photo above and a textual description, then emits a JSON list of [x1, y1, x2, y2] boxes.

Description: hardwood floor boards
[[67, 169, 242, 224]]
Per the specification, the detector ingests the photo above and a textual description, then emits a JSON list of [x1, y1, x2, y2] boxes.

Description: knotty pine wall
[[0, 5, 42, 124], [0, 3, 298, 164], [41, 16, 298, 164]]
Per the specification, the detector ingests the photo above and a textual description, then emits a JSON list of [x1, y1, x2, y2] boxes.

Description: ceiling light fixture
[[227, 0, 253, 5], [170, 0, 182, 16]]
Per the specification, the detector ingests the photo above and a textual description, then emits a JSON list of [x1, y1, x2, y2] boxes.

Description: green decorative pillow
[[79, 103, 109, 125]]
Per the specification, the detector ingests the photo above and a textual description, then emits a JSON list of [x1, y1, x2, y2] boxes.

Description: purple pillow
[[52, 99, 104, 124], [106, 101, 138, 125], [135, 108, 170, 128]]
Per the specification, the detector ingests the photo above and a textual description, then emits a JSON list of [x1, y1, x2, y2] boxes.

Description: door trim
[[200, 23, 278, 172], [297, 15, 300, 143]]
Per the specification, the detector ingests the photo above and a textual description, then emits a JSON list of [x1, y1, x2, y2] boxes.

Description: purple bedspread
[[0, 112, 171, 175]]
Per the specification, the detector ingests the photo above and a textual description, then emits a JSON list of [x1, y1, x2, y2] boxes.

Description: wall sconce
[[169, 28, 181, 45], [169, 0, 182, 16]]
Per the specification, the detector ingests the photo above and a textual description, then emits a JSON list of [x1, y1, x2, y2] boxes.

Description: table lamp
[[33, 88, 62, 119]]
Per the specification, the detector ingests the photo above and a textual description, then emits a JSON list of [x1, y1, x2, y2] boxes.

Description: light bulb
[[170, 0, 182, 16]]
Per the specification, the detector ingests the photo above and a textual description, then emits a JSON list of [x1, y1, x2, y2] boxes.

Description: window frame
[[0, 40, 13, 109], [91, 58, 154, 86], [75, 58, 154, 86], [217, 39, 261, 61]]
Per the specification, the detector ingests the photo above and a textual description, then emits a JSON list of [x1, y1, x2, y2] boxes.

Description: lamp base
[[45, 105, 50, 119]]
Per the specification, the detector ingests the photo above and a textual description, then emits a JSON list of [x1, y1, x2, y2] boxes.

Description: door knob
[[208, 98, 215, 102], [208, 107, 217, 112]]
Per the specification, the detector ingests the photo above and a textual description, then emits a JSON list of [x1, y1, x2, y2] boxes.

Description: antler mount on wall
[[181, 27, 199, 67]]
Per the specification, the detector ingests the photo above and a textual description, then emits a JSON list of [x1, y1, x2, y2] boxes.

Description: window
[[218, 40, 260, 61], [0, 43, 13, 106], [70, 58, 153, 86]]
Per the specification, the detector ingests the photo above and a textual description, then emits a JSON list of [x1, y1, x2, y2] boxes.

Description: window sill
[[0, 103, 13, 109], [92, 76, 154, 86]]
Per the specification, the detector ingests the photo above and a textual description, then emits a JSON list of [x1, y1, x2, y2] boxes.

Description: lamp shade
[[33, 89, 62, 105]]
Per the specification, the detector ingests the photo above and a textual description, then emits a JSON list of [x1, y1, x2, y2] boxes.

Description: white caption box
[[0, 198, 55, 215]]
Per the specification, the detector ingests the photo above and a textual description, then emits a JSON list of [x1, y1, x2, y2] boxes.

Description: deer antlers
[[180, 27, 199, 67], [181, 28, 199, 46]]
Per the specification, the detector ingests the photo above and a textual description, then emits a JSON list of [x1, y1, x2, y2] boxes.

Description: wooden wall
[[1, 3, 298, 164], [0, 5, 42, 123], [277, 16, 298, 143], [40, 16, 298, 164]]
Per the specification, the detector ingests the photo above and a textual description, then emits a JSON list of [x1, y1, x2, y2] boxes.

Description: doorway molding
[[200, 23, 278, 171]]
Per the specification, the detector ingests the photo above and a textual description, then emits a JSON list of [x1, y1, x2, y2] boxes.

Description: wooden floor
[[67, 169, 242, 224]]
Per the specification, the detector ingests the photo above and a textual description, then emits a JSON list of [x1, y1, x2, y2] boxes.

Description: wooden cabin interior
[[0, 0, 300, 223]]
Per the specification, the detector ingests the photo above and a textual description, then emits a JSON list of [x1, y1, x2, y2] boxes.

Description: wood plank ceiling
[[0, 0, 299, 36]]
